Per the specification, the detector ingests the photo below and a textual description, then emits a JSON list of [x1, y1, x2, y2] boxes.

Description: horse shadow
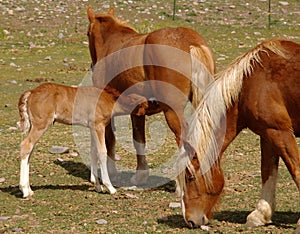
[[158, 210, 300, 229], [54, 159, 176, 192]]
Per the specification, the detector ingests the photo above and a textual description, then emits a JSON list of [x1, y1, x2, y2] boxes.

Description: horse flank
[[181, 40, 290, 188]]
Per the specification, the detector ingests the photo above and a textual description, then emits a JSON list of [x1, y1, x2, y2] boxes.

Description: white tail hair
[[18, 91, 31, 135]]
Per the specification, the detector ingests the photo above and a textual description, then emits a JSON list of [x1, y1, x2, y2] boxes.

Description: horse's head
[[87, 6, 114, 66], [178, 142, 224, 228], [87, 6, 137, 66]]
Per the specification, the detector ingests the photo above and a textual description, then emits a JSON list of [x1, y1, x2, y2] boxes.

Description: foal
[[18, 82, 148, 198]]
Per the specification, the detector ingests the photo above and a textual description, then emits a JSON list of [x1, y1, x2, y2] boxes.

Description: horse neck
[[220, 102, 244, 158]]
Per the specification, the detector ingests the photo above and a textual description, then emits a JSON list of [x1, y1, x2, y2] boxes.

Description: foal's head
[[178, 143, 224, 228]]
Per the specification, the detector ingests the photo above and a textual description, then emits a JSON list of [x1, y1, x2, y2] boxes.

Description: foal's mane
[[95, 13, 138, 33], [178, 40, 289, 189]]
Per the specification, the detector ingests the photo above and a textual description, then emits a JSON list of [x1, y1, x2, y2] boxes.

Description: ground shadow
[[158, 211, 299, 229], [0, 184, 92, 198], [55, 160, 176, 192], [214, 210, 299, 227]]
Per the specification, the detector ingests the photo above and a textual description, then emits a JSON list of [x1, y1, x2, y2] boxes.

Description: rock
[[0, 177, 5, 183], [125, 193, 138, 199], [279, 1, 289, 6], [49, 146, 69, 154], [44, 56, 52, 61], [169, 202, 181, 208], [0, 216, 10, 221], [200, 225, 210, 231], [96, 219, 108, 225], [10, 62, 17, 67]]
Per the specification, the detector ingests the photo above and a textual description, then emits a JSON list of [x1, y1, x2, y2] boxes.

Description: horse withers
[[178, 39, 300, 228], [18, 82, 148, 198], [87, 6, 215, 185]]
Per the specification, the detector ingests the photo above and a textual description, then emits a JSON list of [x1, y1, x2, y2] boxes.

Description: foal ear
[[107, 7, 115, 15], [87, 6, 95, 23]]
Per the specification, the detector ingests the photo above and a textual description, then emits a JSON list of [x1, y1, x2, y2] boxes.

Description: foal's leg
[[92, 126, 116, 194], [130, 114, 149, 185], [20, 125, 48, 197], [246, 137, 279, 227]]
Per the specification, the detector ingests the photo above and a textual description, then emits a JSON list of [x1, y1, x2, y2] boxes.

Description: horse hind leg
[[246, 137, 279, 227], [91, 127, 116, 194], [20, 125, 48, 198], [130, 114, 149, 185]]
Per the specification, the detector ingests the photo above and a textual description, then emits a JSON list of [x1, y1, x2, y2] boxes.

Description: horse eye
[[187, 175, 195, 182]]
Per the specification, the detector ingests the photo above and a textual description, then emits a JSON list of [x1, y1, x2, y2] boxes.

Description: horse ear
[[87, 6, 95, 23], [107, 7, 115, 15]]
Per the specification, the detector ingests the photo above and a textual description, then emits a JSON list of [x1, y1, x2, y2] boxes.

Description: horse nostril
[[187, 220, 195, 229]]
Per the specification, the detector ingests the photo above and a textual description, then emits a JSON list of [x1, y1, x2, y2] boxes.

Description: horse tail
[[190, 45, 215, 108], [18, 91, 31, 135]]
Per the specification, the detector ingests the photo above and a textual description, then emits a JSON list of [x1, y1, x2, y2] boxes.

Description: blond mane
[[178, 40, 290, 189]]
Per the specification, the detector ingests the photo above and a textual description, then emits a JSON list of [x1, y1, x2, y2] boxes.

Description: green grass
[[0, 0, 299, 233]]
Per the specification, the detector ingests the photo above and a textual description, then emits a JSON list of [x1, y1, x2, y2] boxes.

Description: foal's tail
[[190, 45, 215, 108], [18, 91, 31, 135]]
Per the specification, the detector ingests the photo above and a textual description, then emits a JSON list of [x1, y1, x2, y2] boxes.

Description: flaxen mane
[[178, 40, 290, 189]]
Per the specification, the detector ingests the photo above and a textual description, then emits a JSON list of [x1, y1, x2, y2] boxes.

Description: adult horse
[[178, 39, 300, 228], [87, 6, 215, 185]]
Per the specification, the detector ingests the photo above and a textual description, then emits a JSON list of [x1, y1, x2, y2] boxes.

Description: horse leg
[[105, 121, 118, 180], [246, 137, 279, 227], [20, 125, 48, 198], [130, 114, 149, 185], [248, 129, 300, 226], [92, 126, 116, 194], [163, 108, 187, 197]]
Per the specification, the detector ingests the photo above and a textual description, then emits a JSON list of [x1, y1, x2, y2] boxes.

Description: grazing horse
[[87, 6, 215, 185], [18, 82, 148, 197], [177, 39, 300, 228]]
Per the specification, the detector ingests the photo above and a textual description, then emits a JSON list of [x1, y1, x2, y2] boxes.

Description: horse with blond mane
[[177, 39, 300, 229], [86, 6, 215, 185]]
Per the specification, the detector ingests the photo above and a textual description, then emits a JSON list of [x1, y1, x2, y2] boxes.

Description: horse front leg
[[246, 137, 279, 227], [130, 114, 149, 185]]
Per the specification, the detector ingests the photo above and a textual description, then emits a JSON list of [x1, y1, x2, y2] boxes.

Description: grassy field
[[0, 0, 299, 233]]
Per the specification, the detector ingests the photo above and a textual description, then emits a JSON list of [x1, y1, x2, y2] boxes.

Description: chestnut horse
[[178, 39, 300, 228], [18, 82, 148, 197], [87, 6, 215, 185]]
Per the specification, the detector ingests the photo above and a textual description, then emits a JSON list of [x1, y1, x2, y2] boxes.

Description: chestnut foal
[[18, 82, 148, 198]]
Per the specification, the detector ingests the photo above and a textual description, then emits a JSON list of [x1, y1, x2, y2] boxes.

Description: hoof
[[130, 169, 149, 185]]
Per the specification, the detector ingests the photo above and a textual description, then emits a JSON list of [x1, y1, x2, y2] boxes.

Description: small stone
[[49, 146, 69, 154], [44, 56, 52, 61], [125, 193, 138, 199], [279, 1, 289, 6], [0, 178, 5, 183], [200, 225, 210, 231], [96, 219, 108, 225], [0, 216, 10, 221], [70, 152, 79, 157], [9, 127, 18, 131], [10, 62, 17, 67], [169, 202, 181, 208]]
